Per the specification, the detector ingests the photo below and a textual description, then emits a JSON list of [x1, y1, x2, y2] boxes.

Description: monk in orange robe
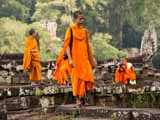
[[54, 59, 71, 86], [22, 29, 41, 84], [115, 58, 136, 85], [53, 11, 96, 106]]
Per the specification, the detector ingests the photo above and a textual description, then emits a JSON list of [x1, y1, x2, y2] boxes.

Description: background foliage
[[0, 0, 160, 68]]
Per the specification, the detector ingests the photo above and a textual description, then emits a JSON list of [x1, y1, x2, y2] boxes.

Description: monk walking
[[22, 29, 41, 85], [54, 10, 96, 106]]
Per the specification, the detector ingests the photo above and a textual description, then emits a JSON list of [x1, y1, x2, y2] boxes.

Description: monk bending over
[[54, 59, 71, 86], [115, 58, 136, 85], [53, 10, 96, 106], [22, 29, 41, 85]]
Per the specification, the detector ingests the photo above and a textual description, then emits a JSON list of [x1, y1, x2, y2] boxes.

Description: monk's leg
[[76, 96, 81, 106], [30, 63, 42, 86], [78, 80, 87, 106], [63, 70, 69, 85], [29, 66, 37, 85], [73, 79, 85, 106], [35, 62, 42, 81], [79, 80, 86, 97]]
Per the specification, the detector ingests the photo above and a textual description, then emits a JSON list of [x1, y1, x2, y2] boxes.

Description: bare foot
[[76, 98, 82, 108], [31, 82, 38, 86]]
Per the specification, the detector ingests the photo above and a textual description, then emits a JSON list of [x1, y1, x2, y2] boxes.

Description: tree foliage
[[0, 18, 61, 61], [0, 0, 36, 22], [91, 33, 127, 60], [0, 0, 160, 63]]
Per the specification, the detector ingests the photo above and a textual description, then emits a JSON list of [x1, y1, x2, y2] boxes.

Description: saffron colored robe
[[22, 36, 41, 81], [115, 61, 136, 85], [53, 59, 71, 85], [53, 24, 95, 97]]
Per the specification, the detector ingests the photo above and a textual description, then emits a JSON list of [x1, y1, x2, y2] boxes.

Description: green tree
[[16, 0, 36, 22], [0, 18, 61, 61], [91, 33, 127, 60], [0, 0, 30, 21]]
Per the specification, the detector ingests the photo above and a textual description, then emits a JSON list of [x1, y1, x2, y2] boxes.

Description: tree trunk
[[108, 0, 124, 49]]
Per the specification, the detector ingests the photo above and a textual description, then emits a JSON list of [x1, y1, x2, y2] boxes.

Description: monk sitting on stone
[[115, 57, 136, 85]]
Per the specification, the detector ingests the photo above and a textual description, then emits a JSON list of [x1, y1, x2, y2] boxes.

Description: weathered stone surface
[[0, 84, 160, 108], [0, 102, 7, 120], [111, 110, 131, 120], [0, 54, 55, 85], [0, 110, 7, 120], [0, 71, 8, 76], [1, 53, 160, 119], [153, 113, 160, 120], [54, 105, 160, 120], [6, 103, 139, 120], [1, 53, 160, 89], [132, 111, 152, 120], [5, 96, 56, 111]]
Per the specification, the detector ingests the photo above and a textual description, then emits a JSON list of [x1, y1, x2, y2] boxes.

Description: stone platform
[[7, 104, 160, 120], [0, 84, 159, 120], [0, 53, 160, 120], [55, 105, 160, 120]]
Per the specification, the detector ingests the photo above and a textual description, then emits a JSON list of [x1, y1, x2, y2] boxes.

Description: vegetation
[[91, 33, 127, 60], [0, 18, 61, 61], [0, 0, 160, 65]]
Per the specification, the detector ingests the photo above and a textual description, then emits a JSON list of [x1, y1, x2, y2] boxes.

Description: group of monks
[[22, 10, 136, 106]]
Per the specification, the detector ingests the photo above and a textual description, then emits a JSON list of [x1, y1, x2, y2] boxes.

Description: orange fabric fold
[[53, 24, 94, 97], [22, 36, 41, 81], [53, 59, 71, 86]]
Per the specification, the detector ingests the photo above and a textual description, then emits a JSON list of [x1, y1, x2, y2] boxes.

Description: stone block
[[0, 110, 7, 120], [6, 96, 40, 111], [0, 70, 8, 77], [132, 111, 152, 120], [111, 111, 131, 120]]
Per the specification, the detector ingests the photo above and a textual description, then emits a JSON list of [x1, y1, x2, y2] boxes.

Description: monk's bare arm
[[66, 46, 72, 60], [66, 47, 74, 67], [64, 28, 74, 67], [86, 30, 97, 66]]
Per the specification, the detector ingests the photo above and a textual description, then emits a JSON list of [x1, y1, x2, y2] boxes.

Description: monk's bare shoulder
[[84, 28, 89, 32], [83, 28, 91, 37], [25, 36, 33, 46]]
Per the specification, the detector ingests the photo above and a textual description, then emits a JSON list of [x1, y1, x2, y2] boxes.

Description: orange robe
[[115, 62, 136, 85], [54, 24, 94, 97], [22, 36, 41, 81], [53, 59, 71, 86]]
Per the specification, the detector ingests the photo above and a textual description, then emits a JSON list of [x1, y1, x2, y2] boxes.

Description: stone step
[[54, 105, 160, 120], [0, 84, 160, 109], [0, 84, 160, 98], [7, 105, 160, 120], [7, 107, 112, 120], [0, 110, 7, 120]]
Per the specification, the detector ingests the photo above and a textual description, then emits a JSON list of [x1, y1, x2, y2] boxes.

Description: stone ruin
[[0, 53, 160, 120], [0, 25, 159, 120]]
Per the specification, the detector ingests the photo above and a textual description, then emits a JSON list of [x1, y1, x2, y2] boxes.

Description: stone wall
[[0, 53, 54, 85], [0, 53, 160, 120], [1, 53, 160, 86]]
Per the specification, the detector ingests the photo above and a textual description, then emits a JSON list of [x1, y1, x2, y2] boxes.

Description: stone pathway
[[7, 104, 160, 120]]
